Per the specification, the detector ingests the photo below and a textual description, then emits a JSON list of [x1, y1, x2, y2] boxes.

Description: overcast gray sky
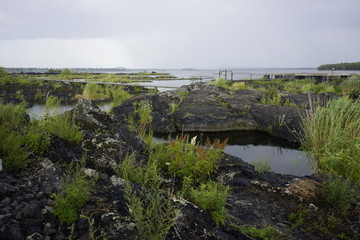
[[0, 0, 359, 69]]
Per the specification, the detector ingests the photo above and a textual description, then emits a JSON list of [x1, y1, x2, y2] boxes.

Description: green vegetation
[[108, 86, 131, 108], [52, 159, 95, 225], [320, 178, 357, 210], [232, 224, 282, 240], [0, 103, 50, 171], [80, 214, 109, 240], [300, 97, 360, 184], [123, 181, 177, 240], [288, 207, 309, 229], [45, 95, 61, 116], [317, 61, 360, 70], [341, 75, 360, 95], [116, 151, 177, 240], [127, 100, 154, 146], [82, 83, 107, 100], [155, 135, 227, 185], [37, 114, 83, 144], [114, 152, 162, 189], [251, 158, 272, 173], [188, 181, 230, 225]]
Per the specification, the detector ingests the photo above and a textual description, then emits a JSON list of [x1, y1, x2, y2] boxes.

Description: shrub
[[188, 181, 230, 225], [230, 82, 247, 91], [123, 181, 176, 240], [299, 97, 360, 184], [320, 177, 357, 210], [210, 78, 232, 88], [82, 83, 107, 100], [39, 114, 83, 144], [0, 102, 27, 128], [52, 160, 95, 225], [114, 152, 162, 189], [156, 135, 226, 185], [108, 86, 131, 108]]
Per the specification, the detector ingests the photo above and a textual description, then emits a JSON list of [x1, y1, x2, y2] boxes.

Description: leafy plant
[[80, 214, 108, 240], [52, 159, 95, 225], [320, 177, 357, 210], [108, 86, 131, 108], [188, 181, 230, 225]]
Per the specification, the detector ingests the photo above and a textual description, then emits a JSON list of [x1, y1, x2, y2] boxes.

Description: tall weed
[[300, 97, 360, 184]]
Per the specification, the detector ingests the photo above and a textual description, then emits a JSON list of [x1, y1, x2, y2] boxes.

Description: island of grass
[[317, 61, 360, 70]]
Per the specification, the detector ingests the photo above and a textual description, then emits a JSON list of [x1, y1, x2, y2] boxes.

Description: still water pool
[[154, 131, 313, 176]]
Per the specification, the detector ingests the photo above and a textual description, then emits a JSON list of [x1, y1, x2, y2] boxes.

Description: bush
[[156, 135, 226, 185], [188, 181, 230, 225], [251, 158, 272, 173], [114, 152, 162, 189], [108, 86, 131, 108], [52, 160, 94, 225], [82, 83, 107, 100], [39, 114, 83, 144], [320, 178, 357, 210], [230, 82, 247, 91], [300, 97, 360, 184]]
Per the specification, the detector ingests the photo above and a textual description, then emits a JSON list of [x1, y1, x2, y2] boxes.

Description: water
[[154, 131, 313, 176], [27, 102, 112, 120]]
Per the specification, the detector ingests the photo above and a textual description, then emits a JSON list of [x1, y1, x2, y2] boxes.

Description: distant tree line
[[317, 62, 360, 70]]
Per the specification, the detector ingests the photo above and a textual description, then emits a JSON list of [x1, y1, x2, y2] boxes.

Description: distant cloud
[[0, 0, 359, 68]]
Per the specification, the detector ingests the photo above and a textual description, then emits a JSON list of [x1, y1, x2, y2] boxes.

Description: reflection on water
[[154, 131, 313, 176], [27, 103, 112, 119]]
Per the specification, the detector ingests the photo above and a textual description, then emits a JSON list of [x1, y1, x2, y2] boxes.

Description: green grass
[[251, 158, 272, 173], [188, 181, 230, 225], [108, 86, 131, 108], [45, 95, 61, 116], [82, 83, 107, 100], [52, 159, 95, 225], [300, 97, 360, 184], [232, 224, 281, 240]]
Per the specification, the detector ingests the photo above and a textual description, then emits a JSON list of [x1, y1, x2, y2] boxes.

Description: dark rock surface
[[1, 92, 358, 240]]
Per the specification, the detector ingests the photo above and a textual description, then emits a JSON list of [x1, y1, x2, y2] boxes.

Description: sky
[[0, 0, 359, 69]]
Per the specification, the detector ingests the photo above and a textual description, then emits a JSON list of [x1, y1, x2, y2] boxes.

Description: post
[[231, 71, 233, 81]]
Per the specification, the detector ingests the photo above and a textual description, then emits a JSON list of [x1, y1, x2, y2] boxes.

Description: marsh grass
[[300, 97, 360, 184], [108, 86, 131, 108]]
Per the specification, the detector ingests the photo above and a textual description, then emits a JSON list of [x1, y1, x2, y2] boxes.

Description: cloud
[[0, 0, 359, 68]]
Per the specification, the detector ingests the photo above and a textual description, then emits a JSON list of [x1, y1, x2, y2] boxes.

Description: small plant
[[52, 159, 95, 225], [80, 214, 108, 240], [251, 158, 272, 173], [82, 83, 107, 100], [230, 82, 247, 91], [232, 224, 281, 240], [288, 207, 309, 229], [108, 86, 131, 108], [45, 95, 60, 116], [114, 152, 162, 189], [341, 75, 360, 95], [210, 79, 232, 88], [188, 181, 230, 225], [320, 177, 357, 210], [123, 181, 177, 240], [156, 135, 227, 185], [39, 114, 83, 144]]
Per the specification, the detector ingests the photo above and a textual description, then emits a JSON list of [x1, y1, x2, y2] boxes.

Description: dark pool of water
[[154, 131, 313, 176]]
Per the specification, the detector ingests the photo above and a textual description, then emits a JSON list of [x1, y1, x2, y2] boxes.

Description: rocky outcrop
[[114, 83, 338, 142], [1, 96, 358, 240]]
